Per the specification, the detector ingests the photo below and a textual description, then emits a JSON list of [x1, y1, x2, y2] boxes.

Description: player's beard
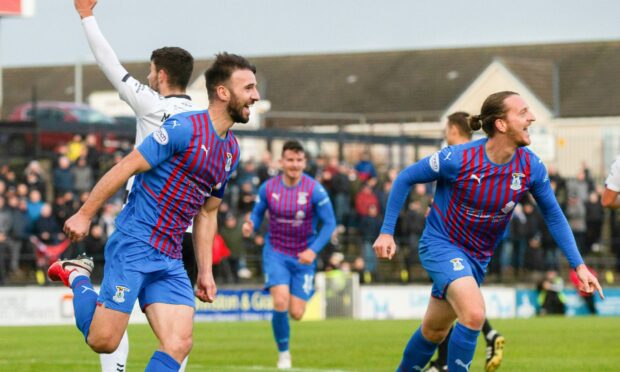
[[227, 92, 250, 124]]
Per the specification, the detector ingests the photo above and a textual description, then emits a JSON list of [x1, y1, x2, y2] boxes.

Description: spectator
[[585, 191, 604, 254], [72, 157, 94, 194], [52, 156, 75, 196], [237, 181, 256, 215], [219, 213, 246, 283], [398, 200, 426, 281], [354, 151, 377, 182], [354, 183, 379, 218], [256, 151, 278, 184], [0, 196, 15, 283], [566, 194, 587, 255], [67, 134, 84, 163], [537, 270, 566, 315], [26, 189, 45, 231], [8, 196, 30, 274], [24, 160, 47, 196], [84, 134, 102, 178], [33, 203, 64, 245], [359, 204, 382, 281]]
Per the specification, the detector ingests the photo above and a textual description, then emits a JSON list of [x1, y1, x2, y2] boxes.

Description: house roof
[[4, 40, 620, 123]]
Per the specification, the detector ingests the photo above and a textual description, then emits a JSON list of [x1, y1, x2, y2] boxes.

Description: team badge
[[225, 153, 233, 172], [295, 210, 306, 220], [213, 182, 222, 190], [450, 258, 465, 271], [113, 285, 130, 303], [297, 192, 308, 205], [153, 127, 169, 145], [510, 173, 525, 190]]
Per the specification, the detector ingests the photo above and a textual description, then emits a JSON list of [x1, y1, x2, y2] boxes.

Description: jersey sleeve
[[380, 147, 454, 235], [249, 182, 269, 232], [529, 155, 584, 268], [308, 182, 337, 254], [81, 16, 160, 117], [605, 154, 620, 192], [137, 117, 191, 169]]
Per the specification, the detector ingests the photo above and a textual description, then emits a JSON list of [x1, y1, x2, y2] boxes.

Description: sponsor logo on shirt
[[225, 152, 233, 172], [430, 152, 440, 172], [501, 201, 516, 214], [295, 210, 306, 220], [153, 127, 169, 145]]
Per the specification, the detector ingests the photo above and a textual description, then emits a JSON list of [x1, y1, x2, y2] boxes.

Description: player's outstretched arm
[[64, 149, 151, 241], [75, 0, 130, 93], [193, 197, 220, 303]]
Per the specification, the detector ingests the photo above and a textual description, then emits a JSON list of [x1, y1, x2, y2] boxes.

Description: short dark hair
[[282, 140, 305, 156], [447, 111, 473, 139], [468, 91, 518, 136], [205, 52, 257, 102], [150, 47, 194, 89]]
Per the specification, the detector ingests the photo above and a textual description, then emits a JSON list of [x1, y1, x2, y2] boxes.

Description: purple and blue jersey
[[115, 110, 239, 259], [250, 174, 336, 256], [381, 138, 583, 268]]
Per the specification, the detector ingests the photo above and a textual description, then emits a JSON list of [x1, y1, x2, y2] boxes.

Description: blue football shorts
[[419, 241, 486, 299], [98, 231, 195, 313], [262, 242, 316, 302]]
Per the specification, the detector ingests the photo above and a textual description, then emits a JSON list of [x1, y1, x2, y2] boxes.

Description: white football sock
[[100, 330, 129, 372]]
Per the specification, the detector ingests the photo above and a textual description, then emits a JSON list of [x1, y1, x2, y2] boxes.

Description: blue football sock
[[397, 327, 438, 372], [447, 322, 480, 371], [272, 310, 290, 352], [71, 275, 98, 341], [145, 350, 180, 372]]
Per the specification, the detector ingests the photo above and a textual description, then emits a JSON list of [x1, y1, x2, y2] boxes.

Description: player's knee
[[87, 333, 121, 354], [289, 308, 305, 321], [162, 335, 193, 358], [273, 296, 290, 311], [421, 324, 451, 344], [459, 308, 486, 330]]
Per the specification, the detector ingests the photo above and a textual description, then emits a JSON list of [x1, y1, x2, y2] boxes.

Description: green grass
[[1, 317, 619, 371]]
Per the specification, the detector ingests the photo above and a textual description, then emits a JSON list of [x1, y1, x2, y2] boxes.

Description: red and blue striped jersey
[[381, 138, 583, 268], [115, 110, 240, 259], [250, 174, 336, 256]]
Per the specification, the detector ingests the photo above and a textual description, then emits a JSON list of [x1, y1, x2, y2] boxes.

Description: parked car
[[5, 101, 135, 155]]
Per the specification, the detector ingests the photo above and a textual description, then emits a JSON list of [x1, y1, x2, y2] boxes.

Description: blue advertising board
[[516, 288, 620, 317], [194, 289, 273, 321]]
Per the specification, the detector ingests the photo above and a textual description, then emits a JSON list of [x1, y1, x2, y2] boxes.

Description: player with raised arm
[[242, 140, 337, 369], [427, 112, 504, 372], [47, 53, 259, 372], [74, 0, 199, 369], [374, 91, 603, 371]]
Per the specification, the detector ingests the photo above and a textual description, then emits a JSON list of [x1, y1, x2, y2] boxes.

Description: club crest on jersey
[[297, 192, 308, 205], [214, 182, 222, 190], [153, 127, 169, 145], [295, 210, 306, 220], [225, 153, 233, 172], [510, 173, 525, 190], [113, 285, 130, 303], [450, 258, 465, 271]]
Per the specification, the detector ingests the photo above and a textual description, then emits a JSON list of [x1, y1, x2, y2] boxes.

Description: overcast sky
[[2, 0, 620, 67]]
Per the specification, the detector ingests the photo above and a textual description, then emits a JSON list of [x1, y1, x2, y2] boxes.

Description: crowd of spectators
[[1, 138, 619, 287]]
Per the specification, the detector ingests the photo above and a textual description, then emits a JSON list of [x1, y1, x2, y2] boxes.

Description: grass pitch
[[1, 317, 619, 371]]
